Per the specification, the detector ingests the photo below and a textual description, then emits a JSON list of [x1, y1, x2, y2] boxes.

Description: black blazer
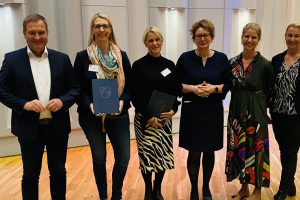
[[271, 50, 300, 115], [0, 47, 80, 139], [73, 49, 131, 115]]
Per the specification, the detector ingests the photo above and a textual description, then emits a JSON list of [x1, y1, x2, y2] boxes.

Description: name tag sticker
[[161, 68, 171, 77], [89, 64, 99, 72]]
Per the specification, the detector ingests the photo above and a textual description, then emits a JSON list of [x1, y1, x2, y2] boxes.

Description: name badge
[[161, 68, 171, 77], [89, 64, 99, 72]]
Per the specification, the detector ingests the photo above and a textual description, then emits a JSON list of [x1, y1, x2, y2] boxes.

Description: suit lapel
[[22, 47, 39, 99], [48, 49, 55, 99]]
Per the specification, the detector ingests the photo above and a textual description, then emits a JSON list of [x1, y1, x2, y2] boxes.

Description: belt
[[39, 118, 52, 125]]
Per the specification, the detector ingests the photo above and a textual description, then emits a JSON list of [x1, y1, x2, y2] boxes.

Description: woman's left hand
[[111, 100, 124, 115], [160, 110, 175, 120], [197, 82, 214, 97]]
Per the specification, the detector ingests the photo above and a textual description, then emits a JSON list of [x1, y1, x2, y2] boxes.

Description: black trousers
[[271, 113, 300, 191], [18, 124, 69, 200]]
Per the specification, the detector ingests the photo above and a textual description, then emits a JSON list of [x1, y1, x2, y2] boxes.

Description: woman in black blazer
[[271, 23, 300, 200], [74, 13, 131, 200]]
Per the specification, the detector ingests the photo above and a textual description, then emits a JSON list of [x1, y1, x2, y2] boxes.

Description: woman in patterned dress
[[131, 26, 181, 200], [271, 23, 300, 200], [176, 19, 232, 200], [225, 23, 274, 200]]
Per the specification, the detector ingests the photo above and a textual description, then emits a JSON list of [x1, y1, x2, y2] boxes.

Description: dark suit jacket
[[73, 49, 131, 115], [0, 47, 80, 139]]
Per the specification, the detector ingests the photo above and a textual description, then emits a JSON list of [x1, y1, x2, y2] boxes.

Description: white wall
[[0, 0, 300, 156], [127, 0, 149, 62]]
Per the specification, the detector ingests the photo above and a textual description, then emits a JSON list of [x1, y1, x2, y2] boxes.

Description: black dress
[[176, 50, 232, 151], [131, 53, 181, 173]]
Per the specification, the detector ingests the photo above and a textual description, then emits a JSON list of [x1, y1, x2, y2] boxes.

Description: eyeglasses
[[93, 24, 111, 30], [195, 33, 211, 40]]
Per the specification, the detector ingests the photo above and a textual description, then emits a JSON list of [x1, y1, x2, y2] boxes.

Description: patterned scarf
[[87, 41, 125, 96]]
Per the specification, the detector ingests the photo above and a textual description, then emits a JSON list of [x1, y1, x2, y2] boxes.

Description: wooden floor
[[0, 125, 299, 200]]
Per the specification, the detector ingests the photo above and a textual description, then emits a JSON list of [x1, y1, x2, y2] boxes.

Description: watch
[[214, 86, 218, 93]]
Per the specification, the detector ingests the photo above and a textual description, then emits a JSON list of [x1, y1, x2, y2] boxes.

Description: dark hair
[[190, 19, 215, 40], [23, 14, 48, 33]]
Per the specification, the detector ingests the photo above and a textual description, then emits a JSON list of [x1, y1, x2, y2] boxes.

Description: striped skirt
[[134, 113, 174, 173]]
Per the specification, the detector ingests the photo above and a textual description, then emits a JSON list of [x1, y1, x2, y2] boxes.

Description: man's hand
[[46, 99, 63, 112], [24, 99, 44, 113]]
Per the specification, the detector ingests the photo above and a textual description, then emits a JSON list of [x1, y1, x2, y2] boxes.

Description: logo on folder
[[92, 78, 119, 114], [99, 87, 112, 98]]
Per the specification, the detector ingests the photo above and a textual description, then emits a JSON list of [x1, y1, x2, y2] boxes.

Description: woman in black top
[[271, 23, 300, 200], [131, 26, 181, 200], [74, 13, 131, 200]]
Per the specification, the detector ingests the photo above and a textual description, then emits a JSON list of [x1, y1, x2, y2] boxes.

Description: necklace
[[285, 54, 300, 61]]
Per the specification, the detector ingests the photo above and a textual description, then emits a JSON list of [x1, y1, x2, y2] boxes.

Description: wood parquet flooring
[[0, 126, 299, 200]]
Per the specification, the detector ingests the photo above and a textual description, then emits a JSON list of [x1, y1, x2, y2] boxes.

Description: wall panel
[[81, 5, 129, 52]]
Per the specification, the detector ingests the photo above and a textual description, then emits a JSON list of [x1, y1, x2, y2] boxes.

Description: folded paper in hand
[[92, 79, 119, 114], [148, 90, 176, 117]]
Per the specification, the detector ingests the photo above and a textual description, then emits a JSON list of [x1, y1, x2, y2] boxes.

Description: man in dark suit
[[0, 14, 79, 200]]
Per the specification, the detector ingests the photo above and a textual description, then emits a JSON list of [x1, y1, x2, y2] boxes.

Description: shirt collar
[[27, 46, 48, 58]]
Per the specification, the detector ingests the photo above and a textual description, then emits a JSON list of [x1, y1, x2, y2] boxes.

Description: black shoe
[[152, 179, 164, 200], [203, 195, 212, 200], [152, 188, 164, 200], [274, 190, 287, 200], [287, 182, 296, 196], [203, 190, 212, 200]]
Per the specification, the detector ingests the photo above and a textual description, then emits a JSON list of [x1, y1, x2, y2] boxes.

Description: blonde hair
[[88, 13, 117, 46], [190, 19, 215, 40], [142, 26, 164, 45], [285, 23, 300, 35], [242, 23, 261, 40]]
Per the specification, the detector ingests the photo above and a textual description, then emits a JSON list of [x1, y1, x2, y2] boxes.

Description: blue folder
[[92, 79, 119, 114]]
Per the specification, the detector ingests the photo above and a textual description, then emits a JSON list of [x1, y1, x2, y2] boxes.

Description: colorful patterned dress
[[225, 52, 273, 188]]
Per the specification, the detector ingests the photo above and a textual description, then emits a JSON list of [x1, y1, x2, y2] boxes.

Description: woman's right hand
[[183, 83, 209, 97], [147, 117, 163, 129], [195, 81, 212, 97], [90, 103, 105, 117]]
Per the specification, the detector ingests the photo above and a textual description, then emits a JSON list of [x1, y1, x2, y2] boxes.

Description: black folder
[[147, 90, 176, 117], [92, 79, 119, 114]]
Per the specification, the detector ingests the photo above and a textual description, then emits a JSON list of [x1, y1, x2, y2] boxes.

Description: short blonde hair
[[190, 19, 215, 40], [142, 26, 164, 45], [242, 23, 261, 40], [285, 23, 300, 35], [88, 13, 117, 46]]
